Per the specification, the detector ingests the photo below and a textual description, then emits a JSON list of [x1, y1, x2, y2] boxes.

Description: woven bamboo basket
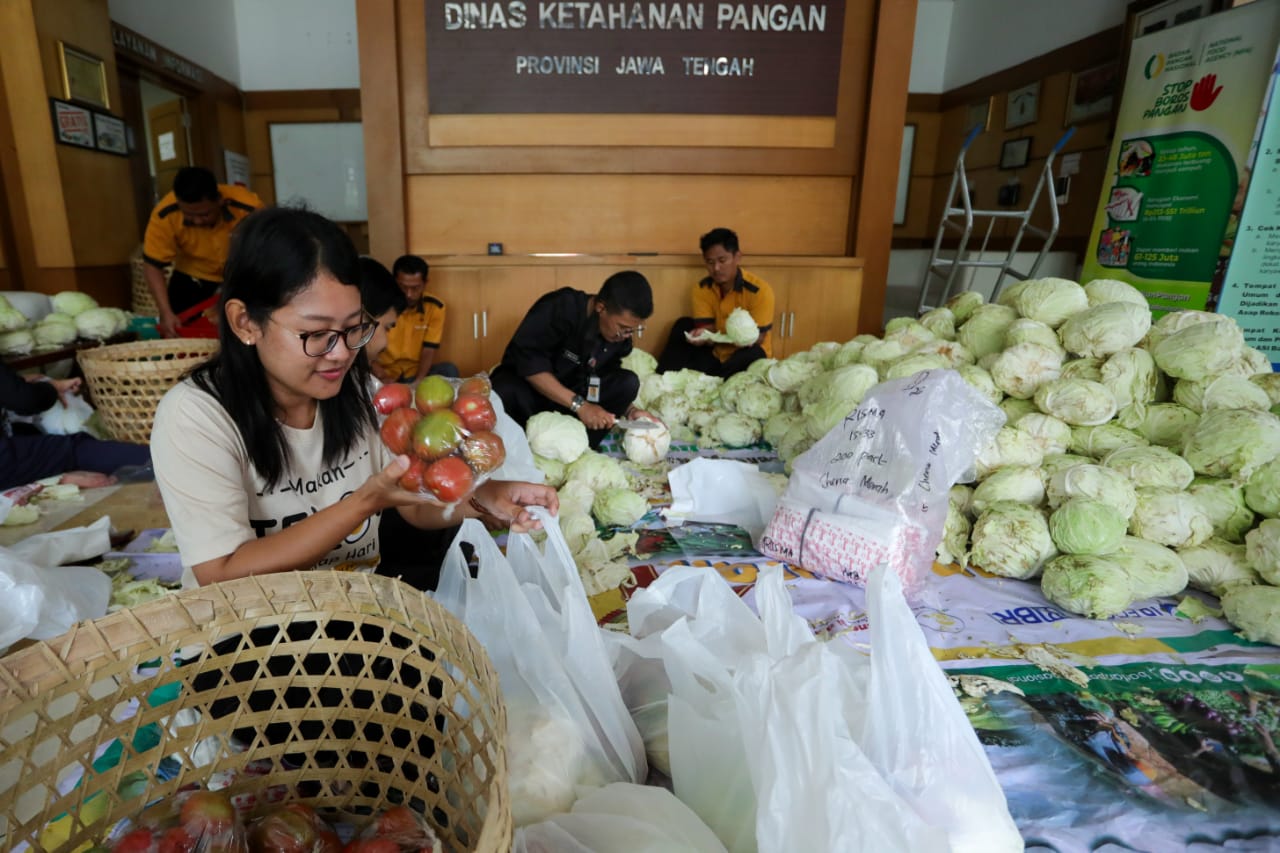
[[129, 246, 161, 317], [77, 338, 218, 444], [0, 571, 511, 852]]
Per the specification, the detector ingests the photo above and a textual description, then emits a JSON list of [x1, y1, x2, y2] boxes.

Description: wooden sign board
[[425, 1, 845, 115]]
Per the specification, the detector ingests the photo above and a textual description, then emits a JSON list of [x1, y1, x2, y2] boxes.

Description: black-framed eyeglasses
[[615, 323, 645, 337], [272, 319, 378, 357]]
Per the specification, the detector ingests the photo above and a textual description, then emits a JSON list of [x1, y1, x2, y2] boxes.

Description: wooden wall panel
[[33, 0, 139, 270], [0, 0, 75, 272], [428, 115, 838, 149], [404, 175, 853, 258], [358, 0, 406, 263], [853, 0, 918, 332]]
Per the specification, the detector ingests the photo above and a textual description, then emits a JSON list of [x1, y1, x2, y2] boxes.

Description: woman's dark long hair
[[189, 206, 374, 490]]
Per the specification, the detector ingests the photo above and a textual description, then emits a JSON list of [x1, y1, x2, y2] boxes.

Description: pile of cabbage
[[526, 411, 647, 595], [621, 341, 881, 465], [920, 277, 1280, 644], [0, 291, 131, 356]]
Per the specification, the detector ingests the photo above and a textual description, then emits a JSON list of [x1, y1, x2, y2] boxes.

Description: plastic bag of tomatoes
[[372, 373, 507, 505], [105, 789, 249, 853]]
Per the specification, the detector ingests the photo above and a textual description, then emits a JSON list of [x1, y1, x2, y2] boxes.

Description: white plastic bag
[[624, 563, 1021, 853], [760, 369, 1004, 591], [490, 390, 543, 483], [0, 516, 112, 649], [512, 782, 728, 853], [37, 391, 94, 435], [434, 515, 642, 826], [663, 458, 783, 545], [505, 507, 645, 781]]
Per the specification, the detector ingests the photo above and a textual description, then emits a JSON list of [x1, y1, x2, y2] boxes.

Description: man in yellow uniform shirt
[[373, 255, 458, 382], [142, 167, 261, 337], [657, 227, 774, 377]]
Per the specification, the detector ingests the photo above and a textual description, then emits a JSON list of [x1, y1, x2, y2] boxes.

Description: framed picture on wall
[[894, 125, 916, 226], [57, 41, 110, 109], [1005, 82, 1040, 129], [1000, 136, 1033, 170], [50, 99, 95, 150], [1065, 62, 1121, 125], [966, 98, 993, 133], [92, 112, 128, 155]]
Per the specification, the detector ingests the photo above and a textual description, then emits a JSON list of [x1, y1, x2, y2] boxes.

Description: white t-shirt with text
[[151, 380, 391, 587]]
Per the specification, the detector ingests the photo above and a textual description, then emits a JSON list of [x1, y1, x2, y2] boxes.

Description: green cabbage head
[[1041, 554, 1134, 618], [970, 502, 1056, 579], [1049, 498, 1128, 555], [1220, 584, 1280, 645]]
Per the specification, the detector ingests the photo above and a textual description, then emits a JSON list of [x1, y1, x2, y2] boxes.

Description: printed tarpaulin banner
[[1080, 2, 1280, 314]]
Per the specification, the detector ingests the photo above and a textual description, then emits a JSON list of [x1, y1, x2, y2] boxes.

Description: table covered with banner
[[591, 433, 1280, 852]]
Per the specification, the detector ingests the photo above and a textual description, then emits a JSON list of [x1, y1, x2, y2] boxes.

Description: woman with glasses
[[151, 206, 557, 588], [490, 270, 659, 448]]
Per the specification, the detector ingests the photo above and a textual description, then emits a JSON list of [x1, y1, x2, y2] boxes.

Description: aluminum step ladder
[[917, 126, 1076, 313]]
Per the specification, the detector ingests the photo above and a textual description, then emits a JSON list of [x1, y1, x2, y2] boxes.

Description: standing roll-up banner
[[1080, 2, 1280, 315], [1216, 41, 1280, 366]]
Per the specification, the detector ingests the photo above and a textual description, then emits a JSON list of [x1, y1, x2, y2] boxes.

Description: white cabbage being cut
[[622, 420, 672, 466]]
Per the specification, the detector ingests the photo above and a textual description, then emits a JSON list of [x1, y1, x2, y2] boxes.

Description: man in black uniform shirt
[[492, 270, 656, 446]]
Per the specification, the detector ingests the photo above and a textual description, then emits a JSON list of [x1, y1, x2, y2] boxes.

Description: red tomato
[[379, 407, 420, 456], [157, 826, 196, 853], [179, 790, 235, 836], [372, 383, 412, 415], [398, 457, 430, 492], [458, 375, 492, 398], [112, 828, 155, 853], [451, 394, 497, 433], [461, 431, 505, 475], [425, 456, 475, 503], [375, 805, 424, 842]]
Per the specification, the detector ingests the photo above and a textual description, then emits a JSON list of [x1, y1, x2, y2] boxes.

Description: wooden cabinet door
[[776, 268, 862, 353], [430, 268, 485, 375], [477, 267, 558, 371]]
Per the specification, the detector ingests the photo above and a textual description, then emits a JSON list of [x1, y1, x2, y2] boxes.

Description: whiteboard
[[269, 122, 366, 222]]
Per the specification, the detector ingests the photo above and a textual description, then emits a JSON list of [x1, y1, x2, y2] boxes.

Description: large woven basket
[[0, 571, 511, 852], [78, 338, 218, 444], [129, 245, 162, 317]]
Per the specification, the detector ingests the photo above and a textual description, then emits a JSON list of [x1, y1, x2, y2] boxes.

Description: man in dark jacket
[[492, 270, 655, 446]]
